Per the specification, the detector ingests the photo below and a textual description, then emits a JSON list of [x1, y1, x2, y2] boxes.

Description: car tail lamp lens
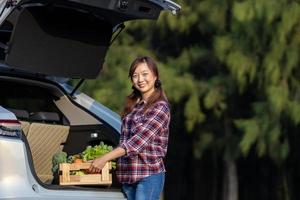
[[0, 120, 22, 138]]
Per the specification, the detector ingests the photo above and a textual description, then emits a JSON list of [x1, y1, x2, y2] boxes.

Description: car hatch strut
[[70, 78, 85, 98], [110, 23, 125, 45], [0, 0, 17, 17], [70, 24, 125, 98]]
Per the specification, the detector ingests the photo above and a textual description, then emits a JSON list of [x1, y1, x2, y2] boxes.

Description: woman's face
[[132, 62, 157, 100]]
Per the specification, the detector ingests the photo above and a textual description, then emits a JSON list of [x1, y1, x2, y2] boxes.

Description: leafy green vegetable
[[52, 151, 67, 173], [51, 141, 117, 175], [82, 141, 113, 161], [81, 141, 116, 169]]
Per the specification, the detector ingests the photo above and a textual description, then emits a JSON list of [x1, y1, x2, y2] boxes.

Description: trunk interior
[[0, 76, 121, 189]]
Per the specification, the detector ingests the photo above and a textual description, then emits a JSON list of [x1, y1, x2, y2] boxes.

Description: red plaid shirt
[[116, 100, 170, 184]]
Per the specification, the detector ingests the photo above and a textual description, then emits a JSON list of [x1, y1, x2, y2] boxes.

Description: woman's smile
[[132, 62, 157, 100]]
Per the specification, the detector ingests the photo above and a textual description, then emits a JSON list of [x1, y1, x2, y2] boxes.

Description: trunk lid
[[0, 0, 180, 79]]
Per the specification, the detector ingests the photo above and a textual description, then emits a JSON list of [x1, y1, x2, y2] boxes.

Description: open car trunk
[[0, 75, 121, 188]]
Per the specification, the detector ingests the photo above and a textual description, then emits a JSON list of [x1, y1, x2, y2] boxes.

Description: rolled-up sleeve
[[120, 102, 170, 157]]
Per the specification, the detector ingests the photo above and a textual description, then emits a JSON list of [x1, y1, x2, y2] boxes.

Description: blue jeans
[[122, 172, 165, 200]]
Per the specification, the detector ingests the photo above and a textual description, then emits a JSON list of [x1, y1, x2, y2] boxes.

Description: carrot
[[74, 158, 83, 163]]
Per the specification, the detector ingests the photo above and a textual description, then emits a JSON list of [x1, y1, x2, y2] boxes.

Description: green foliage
[[184, 93, 205, 132], [235, 119, 260, 156], [233, 1, 255, 22], [288, 101, 300, 124], [194, 132, 214, 159], [226, 51, 257, 92], [209, 0, 300, 163], [267, 83, 289, 115]]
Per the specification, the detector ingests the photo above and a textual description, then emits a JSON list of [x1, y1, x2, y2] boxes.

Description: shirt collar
[[136, 99, 147, 107]]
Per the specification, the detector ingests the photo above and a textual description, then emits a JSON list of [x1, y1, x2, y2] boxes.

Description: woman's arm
[[89, 147, 126, 173]]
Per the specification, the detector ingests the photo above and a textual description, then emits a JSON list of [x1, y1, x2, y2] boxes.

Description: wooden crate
[[59, 162, 112, 185]]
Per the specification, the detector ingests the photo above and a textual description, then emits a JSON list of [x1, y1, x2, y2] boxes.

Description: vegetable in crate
[[52, 151, 67, 173], [67, 154, 82, 163], [82, 141, 116, 169]]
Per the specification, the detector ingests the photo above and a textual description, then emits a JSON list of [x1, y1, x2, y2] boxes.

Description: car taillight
[[0, 120, 22, 138]]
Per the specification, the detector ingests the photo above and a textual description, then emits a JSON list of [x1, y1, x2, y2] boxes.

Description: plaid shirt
[[116, 100, 170, 184]]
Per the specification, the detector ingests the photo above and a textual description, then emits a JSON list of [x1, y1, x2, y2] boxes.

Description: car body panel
[[0, 137, 126, 200], [0, 138, 35, 198], [0, 106, 16, 120]]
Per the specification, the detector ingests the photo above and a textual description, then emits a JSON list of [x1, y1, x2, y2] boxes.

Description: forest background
[[75, 0, 300, 199]]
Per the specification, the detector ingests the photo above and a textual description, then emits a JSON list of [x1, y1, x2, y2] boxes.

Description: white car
[[0, 0, 180, 199]]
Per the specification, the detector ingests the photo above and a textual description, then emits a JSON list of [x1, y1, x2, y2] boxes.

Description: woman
[[89, 56, 171, 200]]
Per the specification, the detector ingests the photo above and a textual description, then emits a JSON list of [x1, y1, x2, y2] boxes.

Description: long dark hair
[[121, 56, 168, 118]]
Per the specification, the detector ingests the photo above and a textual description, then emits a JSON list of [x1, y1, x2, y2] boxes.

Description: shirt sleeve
[[118, 122, 126, 144], [120, 102, 170, 157]]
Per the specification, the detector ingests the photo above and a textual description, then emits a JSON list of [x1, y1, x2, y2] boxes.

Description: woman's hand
[[87, 147, 126, 173], [88, 157, 107, 174]]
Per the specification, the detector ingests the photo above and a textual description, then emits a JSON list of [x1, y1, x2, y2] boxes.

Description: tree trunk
[[222, 157, 238, 200], [282, 167, 290, 200], [223, 117, 238, 200], [212, 150, 218, 200]]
